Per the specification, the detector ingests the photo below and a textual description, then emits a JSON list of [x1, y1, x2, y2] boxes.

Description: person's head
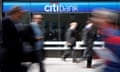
[[32, 14, 43, 24], [69, 21, 78, 29], [90, 8, 118, 26], [8, 6, 25, 20]]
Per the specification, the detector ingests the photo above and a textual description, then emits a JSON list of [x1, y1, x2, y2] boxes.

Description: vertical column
[[0, 0, 2, 42], [0, 0, 2, 19]]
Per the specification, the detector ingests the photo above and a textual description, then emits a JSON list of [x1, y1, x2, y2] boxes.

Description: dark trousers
[[1, 62, 23, 72], [23, 49, 46, 72], [1, 52, 23, 72], [83, 42, 94, 67], [62, 45, 76, 61], [33, 50, 45, 72]]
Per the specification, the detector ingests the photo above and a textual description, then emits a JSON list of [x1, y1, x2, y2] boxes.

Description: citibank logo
[[44, 4, 79, 12]]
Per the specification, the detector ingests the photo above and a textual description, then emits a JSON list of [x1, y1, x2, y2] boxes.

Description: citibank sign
[[44, 4, 79, 12], [3, 2, 120, 13]]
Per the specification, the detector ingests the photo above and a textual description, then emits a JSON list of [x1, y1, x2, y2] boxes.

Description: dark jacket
[[22, 24, 44, 47], [22, 25, 36, 46], [22, 24, 45, 62], [82, 24, 97, 45], [2, 17, 22, 63], [65, 28, 78, 46]]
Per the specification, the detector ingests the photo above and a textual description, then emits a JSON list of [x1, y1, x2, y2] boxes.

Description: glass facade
[[42, 13, 89, 41], [2, 0, 120, 41], [11, 13, 89, 41]]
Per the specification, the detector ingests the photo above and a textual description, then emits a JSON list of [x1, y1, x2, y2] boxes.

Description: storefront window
[[2, 1, 120, 41]]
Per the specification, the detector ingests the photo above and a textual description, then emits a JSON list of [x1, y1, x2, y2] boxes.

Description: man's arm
[[2, 19, 10, 48], [81, 28, 88, 41], [66, 29, 72, 45], [36, 36, 44, 40]]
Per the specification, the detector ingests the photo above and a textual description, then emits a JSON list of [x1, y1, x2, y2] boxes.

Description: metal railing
[[44, 41, 104, 50]]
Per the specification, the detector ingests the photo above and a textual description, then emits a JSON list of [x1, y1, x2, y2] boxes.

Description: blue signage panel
[[3, 2, 120, 13], [119, 3, 120, 12], [3, 2, 31, 12], [89, 2, 120, 12], [30, 3, 89, 13]]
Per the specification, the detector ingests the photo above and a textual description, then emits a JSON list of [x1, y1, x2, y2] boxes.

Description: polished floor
[[25, 58, 104, 72]]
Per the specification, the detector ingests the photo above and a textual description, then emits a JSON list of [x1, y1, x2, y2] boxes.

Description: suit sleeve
[[81, 28, 89, 41], [2, 19, 13, 48], [89, 26, 97, 41], [22, 25, 37, 43], [65, 29, 72, 42]]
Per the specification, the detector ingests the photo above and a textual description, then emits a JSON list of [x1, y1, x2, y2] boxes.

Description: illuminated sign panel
[[3, 2, 120, 13], [44, 4, 79, 12]]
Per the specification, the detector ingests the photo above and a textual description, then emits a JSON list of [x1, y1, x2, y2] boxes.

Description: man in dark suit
[[62, 22, 78, 63], [81, 20, 97, 68], [22, 14, 45, 72], [1, 6, 25, 72]]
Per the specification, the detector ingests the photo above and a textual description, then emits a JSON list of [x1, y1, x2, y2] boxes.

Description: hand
[[67, 42, 72, 45], [36, 36, 44, 40]]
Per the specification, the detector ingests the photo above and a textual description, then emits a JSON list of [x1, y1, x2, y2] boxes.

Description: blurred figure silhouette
[[91, 8, 120, 72], [62, 21, 78, 63], [22, 14, 46, 72], [1, 6, 25, 72], [80, 20, 97, 68]]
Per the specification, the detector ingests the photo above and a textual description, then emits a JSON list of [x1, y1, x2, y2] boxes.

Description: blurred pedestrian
[[22, 14, 46, 72], [1, 6, 25, 72], [62, 21, 78, 63], [91, 8, 120, 72], [80, 20, 98, 68]]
